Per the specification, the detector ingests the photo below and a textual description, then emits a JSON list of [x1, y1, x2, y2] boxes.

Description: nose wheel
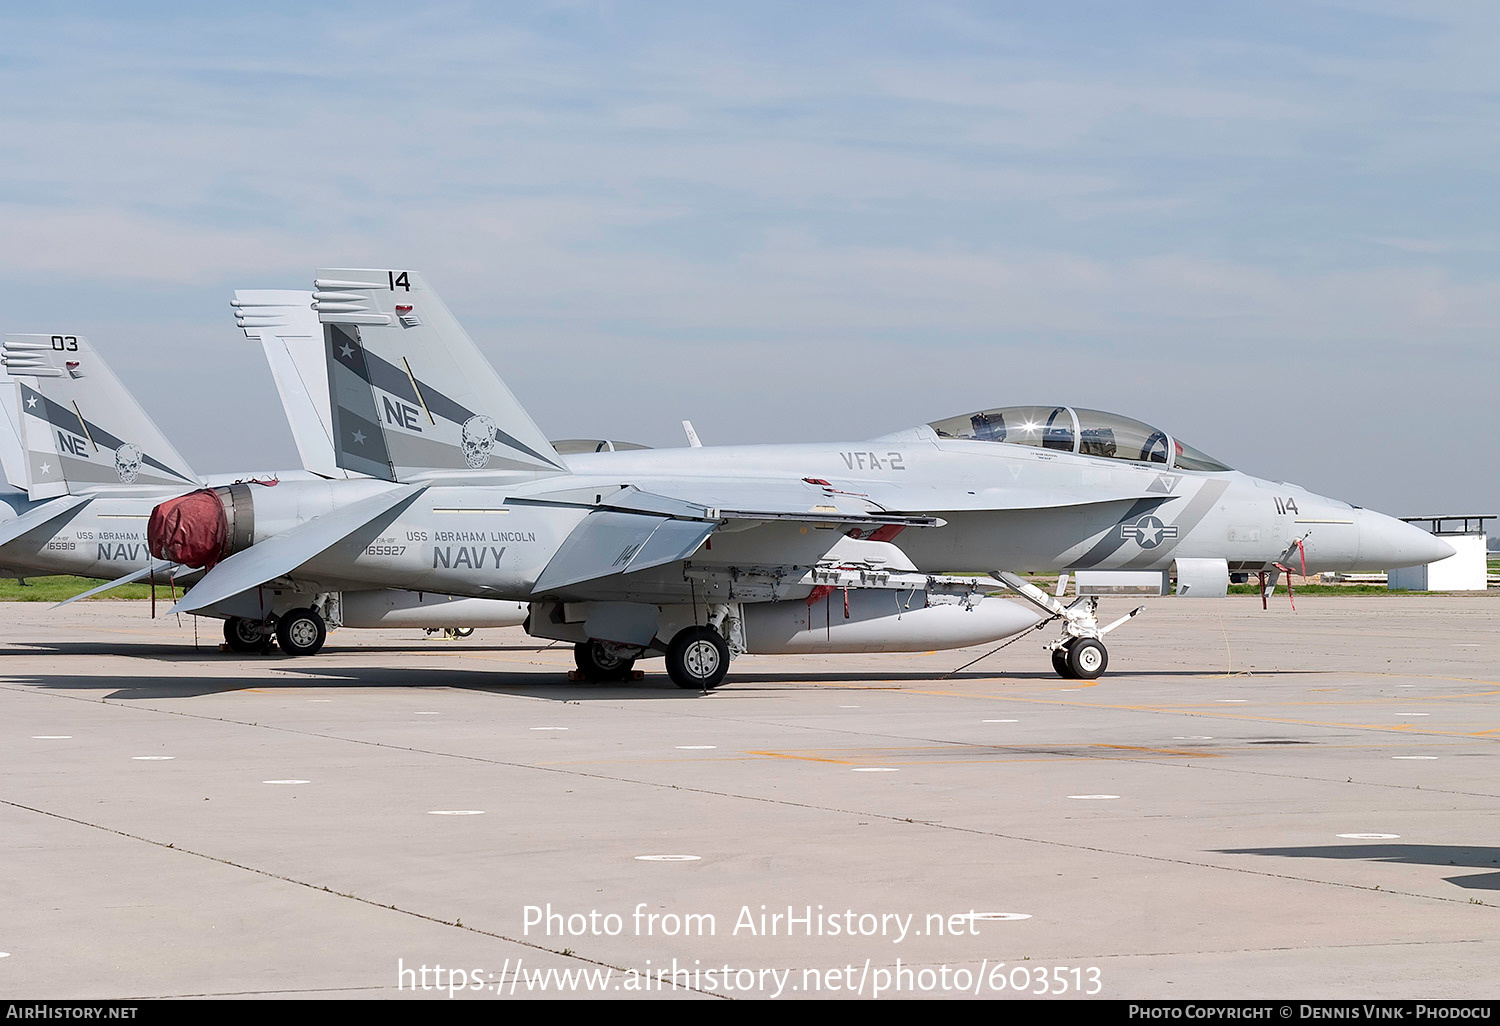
[[987, 572, 1139, 682], [1052, 639, 1108, 680]]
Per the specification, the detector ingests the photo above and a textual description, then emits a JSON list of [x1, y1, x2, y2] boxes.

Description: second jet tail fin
[[312, 269, 565, 483], [1, 334, 199, 499], [232, 289, 361, 480], [0, 368, 28, 491]]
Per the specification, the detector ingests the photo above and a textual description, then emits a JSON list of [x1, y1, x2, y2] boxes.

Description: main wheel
[[223, 616, 268, 654], [573, 640, 635, 682], [1066, 638, 1108, 680], [1051, 646, 1075, 679], [275, 607, 327, 657], [452, 627, 475, 639], [665, 626, 730, 690]]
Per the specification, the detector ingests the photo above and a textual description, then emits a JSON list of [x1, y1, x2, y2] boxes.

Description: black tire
[[665, 626, 730, 690], [1066, 638, 1108, 680], [1051, 646, 1075, 679], [223, 617, 267, 654], [452, 627, 475, 639], [275, 607, 327, 657], [573, 640, 635, 682]]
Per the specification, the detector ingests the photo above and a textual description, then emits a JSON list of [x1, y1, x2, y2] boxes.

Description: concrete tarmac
[[1, 594, 1496, 1000]]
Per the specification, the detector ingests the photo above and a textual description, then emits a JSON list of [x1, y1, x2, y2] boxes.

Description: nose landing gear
[[990, 571, 1139, 681], [1051, 637, 1109, 680]]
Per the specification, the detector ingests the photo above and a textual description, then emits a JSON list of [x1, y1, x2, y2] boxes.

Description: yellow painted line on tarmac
[[746, 750, 853, 764], [744, 742, 1213, 762], [1094, 744, 1218, 759], [789, 676, 1500, 739]]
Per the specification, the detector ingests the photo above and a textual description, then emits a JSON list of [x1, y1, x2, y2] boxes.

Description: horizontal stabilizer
[[532, 510, 717, 595], [52, 559, 184, 607], [169, 485, 427, 614], [0, 494, 91, 549]]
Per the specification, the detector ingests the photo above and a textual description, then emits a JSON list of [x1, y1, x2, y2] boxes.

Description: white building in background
[[1387, 515, 1494, 592]]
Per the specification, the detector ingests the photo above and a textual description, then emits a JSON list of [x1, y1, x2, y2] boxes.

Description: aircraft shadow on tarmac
[[1217, 844, 1500, 891], [7, 665, 1077, 702], [1, 641, 552, 658]]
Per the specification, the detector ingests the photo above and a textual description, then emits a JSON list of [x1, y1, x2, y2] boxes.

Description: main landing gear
[[570, 622, 734, 690], [573, 640, 639, 682], [275, 607, 328, 657], [990, 571, 1140, 681], [223, 609, 328, 656], [223, 616, 273, 654], [665, 625, 730, 690]]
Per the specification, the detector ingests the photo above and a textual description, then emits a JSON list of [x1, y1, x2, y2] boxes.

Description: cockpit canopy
[[929, 406, 1230, 472]]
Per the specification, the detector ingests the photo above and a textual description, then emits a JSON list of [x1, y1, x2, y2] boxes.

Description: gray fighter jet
[[142, 268, 1451, 688], [0, 313, 529, 651]]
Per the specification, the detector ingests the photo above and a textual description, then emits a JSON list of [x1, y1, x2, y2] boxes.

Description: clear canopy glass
[[929, 405, 1230, 471]]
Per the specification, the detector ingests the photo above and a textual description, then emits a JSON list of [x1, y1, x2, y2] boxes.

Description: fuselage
[[204, 424, 1450, 602]]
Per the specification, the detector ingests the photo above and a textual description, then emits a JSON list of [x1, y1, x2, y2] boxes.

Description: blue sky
[[0, 1, 1495, 514]]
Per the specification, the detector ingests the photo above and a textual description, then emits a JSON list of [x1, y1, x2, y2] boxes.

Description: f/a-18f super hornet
[[0, 306, 530, 652], [143, 268, 1452, 688]]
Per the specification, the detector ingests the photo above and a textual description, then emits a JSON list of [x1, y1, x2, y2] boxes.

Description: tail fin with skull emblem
[[0, 334, 199, 499], [313, 269, 565, 483]]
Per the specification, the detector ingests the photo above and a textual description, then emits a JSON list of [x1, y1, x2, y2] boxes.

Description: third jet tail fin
[[312, 268, 565, 483], [1, 334, 199, 499]]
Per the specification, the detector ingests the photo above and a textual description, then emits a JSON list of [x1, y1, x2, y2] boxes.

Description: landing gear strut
[[665, 625, 730, 690], [990, 571, 1139, 681]]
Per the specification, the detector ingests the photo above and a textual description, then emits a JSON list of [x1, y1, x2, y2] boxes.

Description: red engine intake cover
[[148, 489, 228, 569]]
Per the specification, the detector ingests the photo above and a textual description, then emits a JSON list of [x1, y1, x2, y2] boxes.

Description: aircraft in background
[[145, 269, 1452, 687], [0, 310, 529, 652]]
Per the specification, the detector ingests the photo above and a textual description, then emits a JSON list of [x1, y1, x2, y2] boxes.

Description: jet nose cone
[[1358, 511, 1456, 570]]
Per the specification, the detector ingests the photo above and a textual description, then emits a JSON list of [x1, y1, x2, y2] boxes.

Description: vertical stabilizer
[[0, 369, 28, 490], [1, 334, 199, 499], [312, 269, 564, 482], [232, 290, 359, 479]]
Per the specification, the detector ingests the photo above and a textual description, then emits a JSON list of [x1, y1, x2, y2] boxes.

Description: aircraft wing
[[561, 475, 1161, 521], [524, 480, 944, 600], [168, 485, 427, 615], [594, 483, 936, 525], [532, 511, 718, 594], [0, 494, 91, 549]]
